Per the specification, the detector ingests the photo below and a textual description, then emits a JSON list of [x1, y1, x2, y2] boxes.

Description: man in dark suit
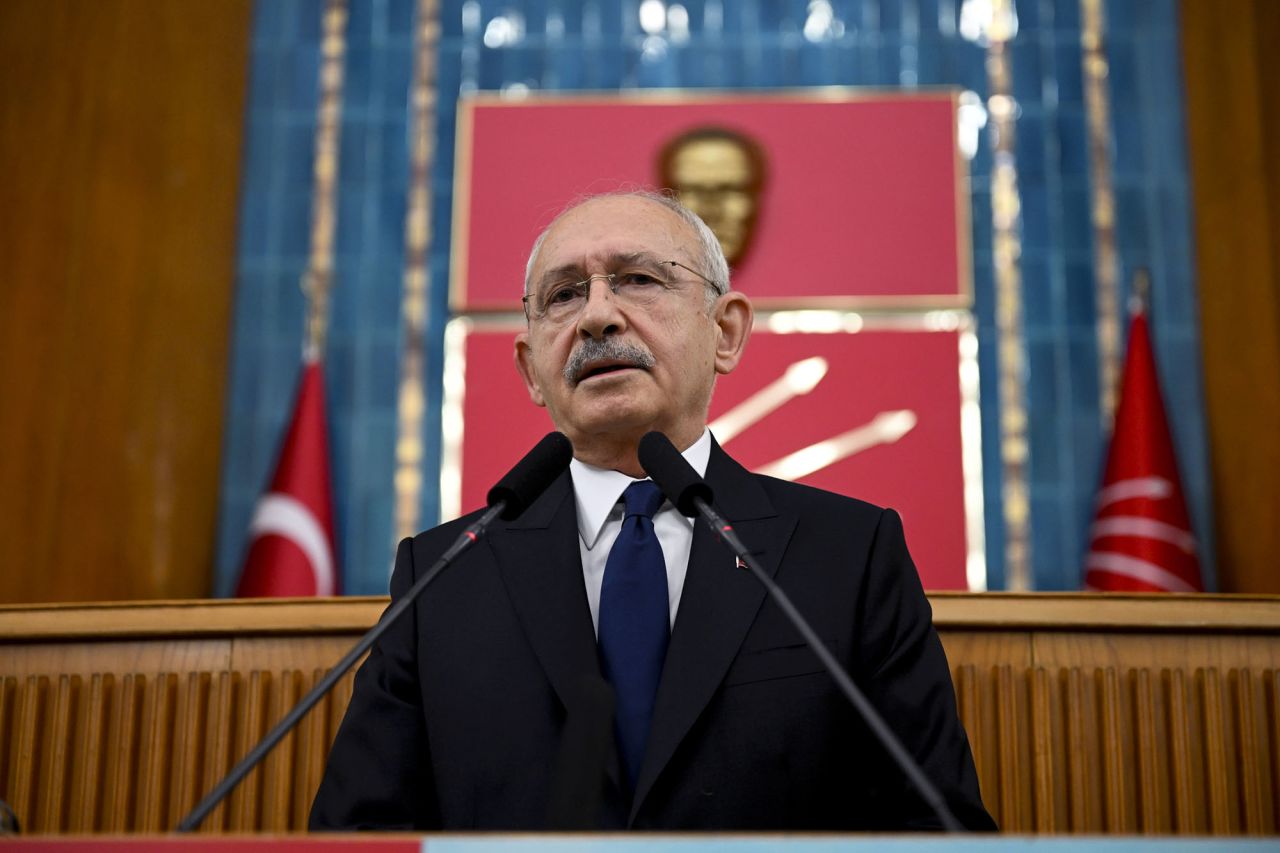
[[310, 191, 994, 831]]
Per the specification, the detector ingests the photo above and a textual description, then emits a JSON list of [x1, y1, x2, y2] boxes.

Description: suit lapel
[[629, 443, 798, 823], [488, 472, 602, 714], [489, 470, 628, 821]]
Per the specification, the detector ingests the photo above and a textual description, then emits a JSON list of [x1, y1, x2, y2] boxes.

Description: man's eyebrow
[[536, 263, 587, 287], [613, 251, 666, 267], [535, 252, 668, 287]]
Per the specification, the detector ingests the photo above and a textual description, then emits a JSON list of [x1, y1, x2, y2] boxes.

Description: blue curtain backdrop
[[214, 0, 1213, 595]]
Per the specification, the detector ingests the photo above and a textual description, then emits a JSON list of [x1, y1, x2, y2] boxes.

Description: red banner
[[453, 92, 968, 310]]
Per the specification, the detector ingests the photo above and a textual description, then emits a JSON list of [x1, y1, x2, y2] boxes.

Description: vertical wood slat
[[0, 676, 15, 804], [256, 672, 280, 832], [229, 670, 269, 832], [134, 676, 161, 833], [1167, 668, 1198, 833], [169, 672, 210, 830], [1029, 666, 1055, 831], [953, 663, 995, 826], [102, 674, 143, 833], [9, 675, 46, 832], [1063, 667, 1092, 832], [1234, 669, 1266, 833], [1201, 667, 1233, 833], [262, 670, 301, 832], [1268, 671, 1280, 834], [259, 671, 284, 831], [200, 671, 238, 833], [1132, 668, 1166, 833], [68, 673, 110, 832], [1098, 667, 1130, 832], [288, 669, 311, 831], [36, 674, 77, 832], [294, 667, 331, 829], [135, 673, 176, 832], [995, 665, 1022, 831]]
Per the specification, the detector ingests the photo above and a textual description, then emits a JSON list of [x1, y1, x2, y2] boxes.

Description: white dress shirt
[[570, 428, 712, 635]]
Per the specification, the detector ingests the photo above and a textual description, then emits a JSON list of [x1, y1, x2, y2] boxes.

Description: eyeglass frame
[[521, 259, 724, 323]]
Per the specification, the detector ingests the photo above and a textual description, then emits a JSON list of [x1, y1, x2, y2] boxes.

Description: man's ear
[[713, 292, 753, 376], [514, 331, 547, 407]]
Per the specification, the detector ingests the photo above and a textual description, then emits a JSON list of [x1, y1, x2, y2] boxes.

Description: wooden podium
[[1, 594, 1278, 836]]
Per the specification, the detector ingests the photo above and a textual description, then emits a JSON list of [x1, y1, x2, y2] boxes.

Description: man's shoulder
[[708, 443, 898, 540], [407, 506, 489, 543], [753, 472, 885, 516]]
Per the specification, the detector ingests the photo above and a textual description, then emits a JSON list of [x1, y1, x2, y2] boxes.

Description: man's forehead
[[533, 197, 699, 271]]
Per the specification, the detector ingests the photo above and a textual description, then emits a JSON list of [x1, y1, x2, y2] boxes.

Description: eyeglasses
[[523, 259, 722, 324]]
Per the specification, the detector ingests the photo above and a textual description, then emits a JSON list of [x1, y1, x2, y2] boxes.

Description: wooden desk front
[[1, 594, 1277, 835]]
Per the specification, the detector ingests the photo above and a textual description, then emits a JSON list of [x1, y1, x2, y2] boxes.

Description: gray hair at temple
[[522, 189, 732, 308]]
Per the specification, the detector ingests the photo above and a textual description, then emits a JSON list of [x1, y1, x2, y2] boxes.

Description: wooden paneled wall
[[0, 598, 373, 834], [948, 627, 1280, 833], [0, 1, 252, 603], [1184, 0, 1280, 592], [1, 594, 1278, 835], [0, 669, 356, 833]]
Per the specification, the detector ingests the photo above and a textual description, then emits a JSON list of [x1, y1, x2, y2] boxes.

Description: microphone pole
[[637, 431, 964, 833], [177, 432, 573, 833]]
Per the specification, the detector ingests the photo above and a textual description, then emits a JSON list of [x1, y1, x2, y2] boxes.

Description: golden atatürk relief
[[659, 127, 767, 267]]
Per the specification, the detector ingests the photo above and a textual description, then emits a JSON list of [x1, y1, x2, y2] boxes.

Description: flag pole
[[1129, 266, 1151, 318], [301, 0, 348, 364]]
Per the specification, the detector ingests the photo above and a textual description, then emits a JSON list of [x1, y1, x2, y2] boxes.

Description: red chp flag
[[235, 360, 339, 597], [1084, 311, 1203, 592]]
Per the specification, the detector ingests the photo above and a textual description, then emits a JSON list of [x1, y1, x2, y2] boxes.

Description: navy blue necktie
[[598, 480, 669, 790]]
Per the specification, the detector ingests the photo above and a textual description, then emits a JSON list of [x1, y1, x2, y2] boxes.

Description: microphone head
[[486, 432, 574, 520], [638, 431, 714, 517]]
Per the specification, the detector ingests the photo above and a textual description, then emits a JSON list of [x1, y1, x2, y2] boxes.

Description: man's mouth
[[576, 359, 644, 383], [563, 340, 656, 385]]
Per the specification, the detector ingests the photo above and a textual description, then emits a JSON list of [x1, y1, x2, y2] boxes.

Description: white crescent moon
[[249, 492, 336, 596]]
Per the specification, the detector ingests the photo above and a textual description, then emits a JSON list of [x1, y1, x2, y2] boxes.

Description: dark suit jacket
[[310, 442, 994, 831]]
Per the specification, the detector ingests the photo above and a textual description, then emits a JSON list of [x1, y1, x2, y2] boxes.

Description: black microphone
[[489, 432, 575, 519], [178, 432, 574, 832], [637, 431, 965, 833]]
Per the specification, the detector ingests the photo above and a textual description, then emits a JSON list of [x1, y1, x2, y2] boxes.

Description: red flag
[[235, 360, 339, 597], [1084, 310, 1203, 592]]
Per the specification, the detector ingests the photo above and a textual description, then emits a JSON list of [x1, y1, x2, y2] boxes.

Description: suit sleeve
[[309, 536, 442, 830], [853, 508, 996, 831]]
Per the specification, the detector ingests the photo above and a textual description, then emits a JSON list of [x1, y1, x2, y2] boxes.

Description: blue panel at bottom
[[421, 837, 1280, 853]]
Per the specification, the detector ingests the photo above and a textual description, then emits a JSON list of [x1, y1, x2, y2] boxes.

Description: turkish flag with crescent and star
[[1083, 308, 1203, 592], [235, 359, 340, 597]]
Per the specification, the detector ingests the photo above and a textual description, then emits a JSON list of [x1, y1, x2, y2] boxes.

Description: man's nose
[[576, 276, 625, 339]]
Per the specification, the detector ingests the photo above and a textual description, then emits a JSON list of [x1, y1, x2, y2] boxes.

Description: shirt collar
[[570, 428, 712, 549]]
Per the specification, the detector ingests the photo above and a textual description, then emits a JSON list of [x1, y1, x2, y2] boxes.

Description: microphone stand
[[175, 502, 506, 833], [691, 496, 965, 833]]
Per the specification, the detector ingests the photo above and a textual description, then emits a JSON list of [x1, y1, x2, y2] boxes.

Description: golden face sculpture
[[659, 128, 766, 266]]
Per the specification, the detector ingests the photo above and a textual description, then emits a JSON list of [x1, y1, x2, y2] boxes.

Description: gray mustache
[[563, 338, 656, 384]]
